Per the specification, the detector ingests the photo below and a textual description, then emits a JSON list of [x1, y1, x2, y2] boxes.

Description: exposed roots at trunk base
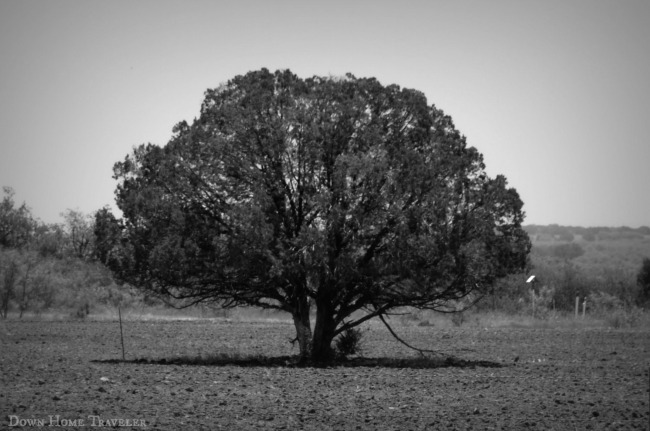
[[293, 310, 455, 364]]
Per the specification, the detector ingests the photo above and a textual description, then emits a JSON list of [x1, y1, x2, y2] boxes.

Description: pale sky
[[1, 0, 649, 227]]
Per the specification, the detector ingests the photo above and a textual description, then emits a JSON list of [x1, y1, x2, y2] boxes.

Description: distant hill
[[524, 224, 650, 275]]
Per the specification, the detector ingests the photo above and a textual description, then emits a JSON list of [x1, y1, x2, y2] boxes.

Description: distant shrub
[[605, 307, 643, 329], [588, 291, 624, 313], [531, 285, 556, 319], [73, 302, 90, 319], [535, 233, 554, 242], [547, 263, 591, 310], [544, 224, 575, 242], [551, 243, 585, 260], [581, 232, 596, 242], [0, 258, 19, 318], [451, 312, 466, 327], [587, 291, 643, 328], [477, 273, 531, 314], [597, 230, 643, 241], [532, 243, 584, 261], [637, 258, 650, 306]]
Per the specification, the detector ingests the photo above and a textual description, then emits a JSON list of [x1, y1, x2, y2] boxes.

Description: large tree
[[104, 69, 530, 361]]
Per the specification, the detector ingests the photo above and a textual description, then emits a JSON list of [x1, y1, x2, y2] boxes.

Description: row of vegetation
[[478, 225, 650, 327], [5, 185, 647, 319], [2, 184, 648, 326], [2, 69, 649, 361], [0, 187, 145, 319], [525, 224, 650, 242]]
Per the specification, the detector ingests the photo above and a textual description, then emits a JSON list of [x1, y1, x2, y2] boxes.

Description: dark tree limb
[[378, 314, 442, 357]]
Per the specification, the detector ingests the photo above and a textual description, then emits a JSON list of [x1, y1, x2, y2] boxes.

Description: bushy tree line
[[525, 224, 650, 242], [479, 253, 650, 320], [0, 187, 140, 318], [476, 225, 650, 320]]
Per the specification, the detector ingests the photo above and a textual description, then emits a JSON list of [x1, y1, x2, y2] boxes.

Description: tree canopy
[[104, 69, 531, 361]]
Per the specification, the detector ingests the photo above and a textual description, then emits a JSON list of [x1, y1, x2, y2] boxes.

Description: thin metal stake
[[118, 307, 125, 361]]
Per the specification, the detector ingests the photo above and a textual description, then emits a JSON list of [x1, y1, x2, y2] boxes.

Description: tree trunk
[[1, 262, 18, 319], [311, 300, 337, 362], [291, 298, 312, 360], [19, 263, 31, 319]]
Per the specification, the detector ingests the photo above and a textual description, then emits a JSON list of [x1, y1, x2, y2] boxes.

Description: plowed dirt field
[[1, 318, 648, 430]]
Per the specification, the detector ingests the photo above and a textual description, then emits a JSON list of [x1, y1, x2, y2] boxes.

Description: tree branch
[[378, 314, 441, 357]]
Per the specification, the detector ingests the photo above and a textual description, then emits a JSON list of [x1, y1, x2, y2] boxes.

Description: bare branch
[[378, 314, 441, 357]]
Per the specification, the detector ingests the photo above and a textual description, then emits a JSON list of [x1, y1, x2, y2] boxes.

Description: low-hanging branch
[[378, 314, 441, 357]]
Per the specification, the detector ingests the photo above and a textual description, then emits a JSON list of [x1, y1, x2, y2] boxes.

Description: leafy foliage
[[60, 209, 95, 260], [0, 187, 36, 249], [106, 69, 531, 360], [94, 207, 123, 266]]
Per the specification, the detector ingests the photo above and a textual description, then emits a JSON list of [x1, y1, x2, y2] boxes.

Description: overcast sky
[[1, 0, 649, 227]]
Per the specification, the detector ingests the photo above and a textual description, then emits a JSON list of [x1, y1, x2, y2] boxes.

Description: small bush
[[335, 327, 364, 358], [637, 258, 650, 306], [588, 291, 623, 313], [531, 285, 556, 319], [73, 302, 90, 319], [605, 307, 643, 329], [552, 243, 585, 260], [451, 312, 466, 327], [588, 291, 644, 328]]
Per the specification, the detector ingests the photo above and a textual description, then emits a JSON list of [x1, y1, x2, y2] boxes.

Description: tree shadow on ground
[[92, 354, 504, 369]]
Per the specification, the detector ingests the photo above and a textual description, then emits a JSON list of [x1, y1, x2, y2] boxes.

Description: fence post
[[575, 296, 579, 319], [118, 307, 126, 361], [531, 290, 535, 318], [582, 298, 587, 319]]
